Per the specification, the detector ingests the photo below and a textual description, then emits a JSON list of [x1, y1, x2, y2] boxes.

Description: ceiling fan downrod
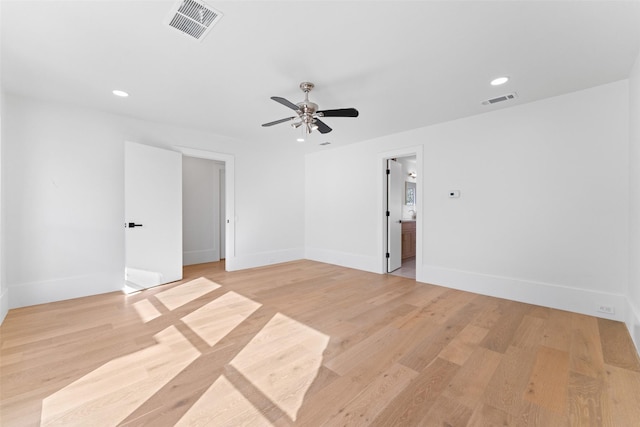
[[295, 82, 319, 135]]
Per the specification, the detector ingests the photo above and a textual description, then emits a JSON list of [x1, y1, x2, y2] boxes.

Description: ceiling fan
[[261, 82, 359, 139]]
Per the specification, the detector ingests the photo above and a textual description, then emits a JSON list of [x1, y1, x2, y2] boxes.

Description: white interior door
[[387, 159, 403, 272], [125, 141, 183, 291]]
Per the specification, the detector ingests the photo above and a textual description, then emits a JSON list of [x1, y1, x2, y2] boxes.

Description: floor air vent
[[482, 92, 518, 106], [166, 0, 223, 41]]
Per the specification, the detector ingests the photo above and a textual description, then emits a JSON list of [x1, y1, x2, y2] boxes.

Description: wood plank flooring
[[1, 260, 639, 426]]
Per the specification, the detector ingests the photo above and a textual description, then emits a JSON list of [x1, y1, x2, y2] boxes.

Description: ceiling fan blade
[[262, 116, 296, 127], [317, 108, 359, 118], [314, 119, 332, 134], [271, 96, 300, 111]]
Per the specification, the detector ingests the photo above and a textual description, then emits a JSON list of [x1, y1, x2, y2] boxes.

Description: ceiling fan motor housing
[[298, 82, 318, 123], [298, 101, 318, 117]]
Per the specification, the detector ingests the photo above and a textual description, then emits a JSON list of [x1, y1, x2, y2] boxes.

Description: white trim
[[8, 272, 122, 309], [420, 264, 627, 322], [305, 247, 379, 273], [183, 249, 219, 266], [174, 146, 235, 271], [377, 145, 424, 278], [626, 298, 640, 355], [229, 248, 304, 271], [0, 288, 8, 324]]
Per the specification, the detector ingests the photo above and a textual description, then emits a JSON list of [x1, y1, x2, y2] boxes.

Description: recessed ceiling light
[[112, 90, 129, 97], [490, 77, 509, 86], [296, 137, 305, 142]]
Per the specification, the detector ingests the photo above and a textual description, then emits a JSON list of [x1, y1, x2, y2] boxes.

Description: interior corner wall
[[3, 94, 306, 309], [306, 80, 630, 322], [628, 50, 640, 353]]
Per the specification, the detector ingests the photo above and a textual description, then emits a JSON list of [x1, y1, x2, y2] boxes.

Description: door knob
[[128, 222, 143, 228]]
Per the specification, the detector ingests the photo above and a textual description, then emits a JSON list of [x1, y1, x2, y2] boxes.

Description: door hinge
[[386, 211, 390, 217], [386, 169, 390, 175], [385, 253, 390, 258]]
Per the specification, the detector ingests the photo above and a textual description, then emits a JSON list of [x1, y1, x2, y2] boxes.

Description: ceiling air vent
[[166, 0, 223, 41], [482, 92, 518, 106]]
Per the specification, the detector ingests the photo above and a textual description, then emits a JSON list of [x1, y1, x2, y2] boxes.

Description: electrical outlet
[[597, 304, 615, 315]]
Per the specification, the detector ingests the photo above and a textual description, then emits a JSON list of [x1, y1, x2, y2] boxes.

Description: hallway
[[390, 256, 416, 280]]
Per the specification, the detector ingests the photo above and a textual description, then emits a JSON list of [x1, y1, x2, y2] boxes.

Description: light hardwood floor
[[1, 260, 639, 426]]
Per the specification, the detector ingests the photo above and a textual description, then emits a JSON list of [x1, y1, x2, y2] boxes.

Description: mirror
[[405, 182, 416, 206]]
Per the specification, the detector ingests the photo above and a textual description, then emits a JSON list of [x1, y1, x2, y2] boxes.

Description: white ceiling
[[2, 0, 639, 151]]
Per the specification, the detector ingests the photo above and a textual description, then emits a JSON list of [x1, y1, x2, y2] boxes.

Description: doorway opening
[[176, 146, 236, 271], [182, 156, 226, 267], [383, 152, 419, 280]]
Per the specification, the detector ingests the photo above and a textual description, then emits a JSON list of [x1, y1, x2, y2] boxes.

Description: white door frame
[[175, 146, 236, 271], [378, 146, 423, 280]]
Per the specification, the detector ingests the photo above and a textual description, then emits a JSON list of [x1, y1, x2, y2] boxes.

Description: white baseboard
[[305, 247, 381, 274], [183, 249, 218, 266], [225, 248, 305, 271], [0, 287, 8, 325], [124, 267, 163, 291], [420, 264, 627, 322], [626, 298, 640, 356], [8, 271, 123, 309]]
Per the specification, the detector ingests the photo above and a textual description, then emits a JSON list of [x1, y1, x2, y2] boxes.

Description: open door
[[387, 159, 403, 272], [125, 141, 183, 291]]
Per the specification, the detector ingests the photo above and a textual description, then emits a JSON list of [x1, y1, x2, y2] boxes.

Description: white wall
[[628, 51, 640, 352], [0, 1, 7, 323], [307, 81, 630, 322], [0, 91, 6, 323], [306, 142, 382, 272], [182, 156, 223, 266], [3, 96, 124, 307], [3, 94, 306, 308]]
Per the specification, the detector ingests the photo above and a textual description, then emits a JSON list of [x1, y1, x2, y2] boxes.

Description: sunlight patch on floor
[[229, 313, 329, 421], [175, 375, 272, 427], [155, 277, 220, 311], [41, 280, 328, 426], [181, 291, 261, 347], [41, 326, 200, 426], [132, 299, 162, 323]]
